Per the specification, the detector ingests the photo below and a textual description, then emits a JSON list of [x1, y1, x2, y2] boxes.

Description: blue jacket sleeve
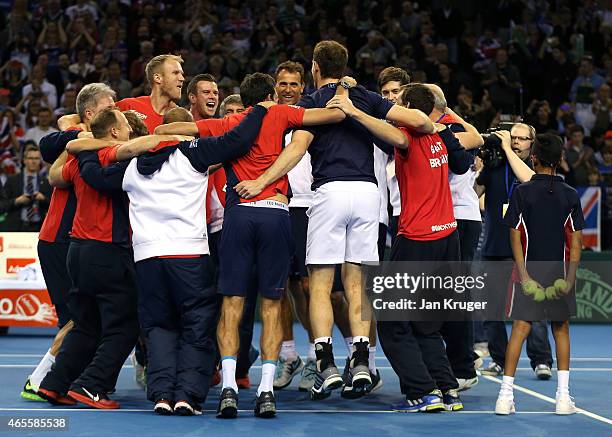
[[39, 130, 81, 164], [178, 105, 267, 172], [439, 128, 472, 175], [78, 151, 128, 192]]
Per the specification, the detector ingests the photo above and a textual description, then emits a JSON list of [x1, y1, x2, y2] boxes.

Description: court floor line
[[2, 364, 612, 372], [482, 375, 612, 425], [0, 407, 563, 414], [2, 354, 612, 362]]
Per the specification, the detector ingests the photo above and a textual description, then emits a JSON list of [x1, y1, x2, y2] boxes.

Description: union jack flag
[[577, 187, 601, 251]]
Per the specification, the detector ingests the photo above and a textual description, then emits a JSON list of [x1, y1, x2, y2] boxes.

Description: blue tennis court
[[1, 324, 610, 436]]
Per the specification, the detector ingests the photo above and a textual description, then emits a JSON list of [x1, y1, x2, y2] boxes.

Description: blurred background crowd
[[0, 0, 610, 244]]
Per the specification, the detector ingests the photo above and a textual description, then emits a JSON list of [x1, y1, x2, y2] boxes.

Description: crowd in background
[[0, 0, 610, 245]]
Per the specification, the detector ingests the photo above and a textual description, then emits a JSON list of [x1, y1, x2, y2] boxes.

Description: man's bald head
[[425, 83, 447, 112]]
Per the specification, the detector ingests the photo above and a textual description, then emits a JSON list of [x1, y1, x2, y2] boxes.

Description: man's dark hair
[[90, 107, 120, 139], [400, 83, 435, 115], [532, 133, 563, 167], [378, 67, 410, 90], [240, 73, 275, 107], [313, 40, 348, 79], [187, 73, 217, 97], [275, 61, 305, 83], [568, 124, 585, 136]]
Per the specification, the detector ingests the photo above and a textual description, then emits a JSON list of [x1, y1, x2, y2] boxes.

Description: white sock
[[258, 361, 276, 396], [279, 340, 298, 362], [307, 343, 316, 361], [344, 337, 353, 355], [30, 350, 55, 390], [500, 375, 514, 397], [368, 347, 377, 373], [221, 357, 238, 392], [557, 370, 570, 396], [314, 336, 332, 345]]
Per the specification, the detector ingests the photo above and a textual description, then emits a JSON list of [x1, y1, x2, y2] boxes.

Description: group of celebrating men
[[21, 39, 494, 417]]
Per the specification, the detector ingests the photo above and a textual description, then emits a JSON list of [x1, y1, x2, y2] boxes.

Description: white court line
[[482, 375, 612, 425], [2, 364, 612, 372], [0, 407, 556, 414], [2, 354, 612, 362]]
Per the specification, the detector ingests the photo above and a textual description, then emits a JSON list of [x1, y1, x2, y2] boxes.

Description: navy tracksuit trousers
[[135, 256, 219, 407]]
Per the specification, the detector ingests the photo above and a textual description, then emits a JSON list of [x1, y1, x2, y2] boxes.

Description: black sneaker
[[341, 340, 371, 399], [154, 399, 174, 415], [216, 387, 238, 419], [254, 391, 276, 418], [365, 370, 383, 394], [174, 400, 202, 416], [310, 341, 343, 400]]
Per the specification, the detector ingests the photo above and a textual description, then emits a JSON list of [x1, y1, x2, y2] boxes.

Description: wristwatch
[[338, 79, 352, 90]]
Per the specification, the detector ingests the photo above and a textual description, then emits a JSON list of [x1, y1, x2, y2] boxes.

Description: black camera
[[477, 122, 515, 168]]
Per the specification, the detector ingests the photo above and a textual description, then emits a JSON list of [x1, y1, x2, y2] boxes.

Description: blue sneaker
[[442, 389, 464, 411], [392, 390, 445, 413]]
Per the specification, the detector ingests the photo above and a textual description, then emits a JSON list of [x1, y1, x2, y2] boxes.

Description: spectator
[[21, 64, 58, 110], [65, 0, 98, 23], [23, 107, 57, 146], [525, 100, 558, 133], [0, 108, 24, 156], [565, 125, 596, 187], [481, 47, 521, 114], [542, 44, 577, 107], [0, 144, 51, 232], [105, 60, 132, 100], [54, 86, 77, 118], [570, 56, 606, 103]]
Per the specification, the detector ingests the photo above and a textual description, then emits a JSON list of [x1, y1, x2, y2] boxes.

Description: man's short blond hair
[[145, 54, 183, 86]]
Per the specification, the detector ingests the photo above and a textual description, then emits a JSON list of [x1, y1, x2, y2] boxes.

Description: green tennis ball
[[545, 286, 557, 300], [534, 288, 546, 302], [554, 278, 568, 293], [522, 280, 539, 296]]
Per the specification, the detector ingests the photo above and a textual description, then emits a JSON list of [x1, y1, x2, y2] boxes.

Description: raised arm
[[178, 104, 270, 172], [154, 122, 199, 136], [445, 107, 484, 150], [48, 151, 71, 188], [40, 129, 83, 164], [301, 107, 346, 126], [326, 94, 407, 148], [115, 135, 194, 160], [57, 114, 83, 131], [78, 151, 129, 192], [496, 131, 535, 182], [385, 104, 435, 134]]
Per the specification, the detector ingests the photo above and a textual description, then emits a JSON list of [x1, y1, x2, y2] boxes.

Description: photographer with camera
[[475, 123, 554, 379]]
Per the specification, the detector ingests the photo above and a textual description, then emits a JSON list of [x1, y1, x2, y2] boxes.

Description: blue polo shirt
[[298, 84, 394, 190], [504, 174, 585, 261]]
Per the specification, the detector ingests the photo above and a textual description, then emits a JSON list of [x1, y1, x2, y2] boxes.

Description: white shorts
[[306, 181, 380, 265]]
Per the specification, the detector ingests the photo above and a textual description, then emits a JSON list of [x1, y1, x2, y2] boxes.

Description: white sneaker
[[457, 376, 479, 391], [474, 342, 490, 358], [535, 364, 552, 380], [555, 393, 576, 415], [495, 395, 515, 415]]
